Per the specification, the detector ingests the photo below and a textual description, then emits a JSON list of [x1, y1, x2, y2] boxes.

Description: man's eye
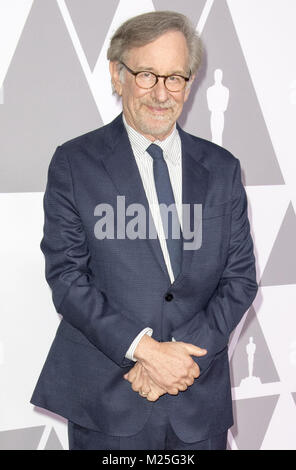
[[168, 75, 180, 82], [140, 72, 153, 79]]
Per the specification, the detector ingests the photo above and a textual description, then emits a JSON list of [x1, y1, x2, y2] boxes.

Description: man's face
[[109, 30, 194, 141]]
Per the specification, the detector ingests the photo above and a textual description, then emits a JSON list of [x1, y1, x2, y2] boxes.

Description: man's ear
[[109, 61, 123, 96], [184, 74, 196, 102]]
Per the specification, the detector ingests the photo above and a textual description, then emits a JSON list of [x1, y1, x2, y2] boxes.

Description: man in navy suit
[[30, 11, 258, 450]]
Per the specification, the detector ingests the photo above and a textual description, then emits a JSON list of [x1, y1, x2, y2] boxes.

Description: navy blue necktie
[[146, 143, 183, 280]]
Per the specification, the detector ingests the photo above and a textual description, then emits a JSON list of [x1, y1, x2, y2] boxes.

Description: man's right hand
[[133, 335, 207, 394]]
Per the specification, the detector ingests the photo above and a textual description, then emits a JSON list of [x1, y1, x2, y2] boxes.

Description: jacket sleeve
[[40, 145, 149, 368], [171, 159, 258, 375]]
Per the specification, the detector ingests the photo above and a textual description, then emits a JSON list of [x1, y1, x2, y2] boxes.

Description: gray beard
[[136, 114, 175, 138]]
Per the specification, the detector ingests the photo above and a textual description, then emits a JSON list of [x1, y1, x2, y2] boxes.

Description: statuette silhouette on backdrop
[[207, 69, 229, 146], [240, 337, 262, 388]]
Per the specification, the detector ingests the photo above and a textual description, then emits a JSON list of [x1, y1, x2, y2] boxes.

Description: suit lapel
[[176, 124, 209, 286], [101, 113, 209, 286]]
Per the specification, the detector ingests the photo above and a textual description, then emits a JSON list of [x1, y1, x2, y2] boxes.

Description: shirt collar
[[122, 113, 180, 165]]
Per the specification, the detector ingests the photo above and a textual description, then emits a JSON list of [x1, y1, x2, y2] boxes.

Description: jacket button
[[165, 293, 174, 302]]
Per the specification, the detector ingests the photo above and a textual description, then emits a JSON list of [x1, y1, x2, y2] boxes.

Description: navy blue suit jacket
[[30, 113, 258, 442]]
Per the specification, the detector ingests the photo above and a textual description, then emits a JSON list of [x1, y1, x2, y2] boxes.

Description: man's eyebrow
[[135, 66, 188, 75]]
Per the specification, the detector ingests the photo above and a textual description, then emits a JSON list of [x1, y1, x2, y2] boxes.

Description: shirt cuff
[[125, 327, 153, 362]]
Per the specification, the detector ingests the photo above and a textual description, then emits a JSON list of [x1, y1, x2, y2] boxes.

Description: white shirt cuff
[[125, 327, 153, 362]]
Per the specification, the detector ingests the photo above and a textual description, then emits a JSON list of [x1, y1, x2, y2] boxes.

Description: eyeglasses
[[119, 61, 191, 92]]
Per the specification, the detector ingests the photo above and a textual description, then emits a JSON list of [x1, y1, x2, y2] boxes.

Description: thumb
[[183, 343, 207, 357]]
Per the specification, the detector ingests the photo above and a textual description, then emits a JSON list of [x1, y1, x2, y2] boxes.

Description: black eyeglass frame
[[119, 61, 191, 91]]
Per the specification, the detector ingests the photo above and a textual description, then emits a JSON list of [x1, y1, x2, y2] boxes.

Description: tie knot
[[146, 144, 164, 161]]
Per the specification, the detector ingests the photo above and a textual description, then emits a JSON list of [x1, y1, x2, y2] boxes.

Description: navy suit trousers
[[68, 397, 228, 450]]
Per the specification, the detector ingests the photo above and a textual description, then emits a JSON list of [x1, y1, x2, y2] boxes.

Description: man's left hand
[[124, 362, 166, 401]]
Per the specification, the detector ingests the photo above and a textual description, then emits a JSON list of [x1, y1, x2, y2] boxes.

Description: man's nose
[[150, 78, 170, 102]]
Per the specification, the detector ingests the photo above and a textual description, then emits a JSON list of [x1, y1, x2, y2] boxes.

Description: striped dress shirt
[[122, 113, 181, 361]]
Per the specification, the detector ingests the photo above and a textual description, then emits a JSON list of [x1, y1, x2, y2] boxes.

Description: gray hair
[[107, 11, 203, 93]]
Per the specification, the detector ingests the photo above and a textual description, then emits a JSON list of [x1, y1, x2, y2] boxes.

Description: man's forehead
[[121, 31, 190, 76]]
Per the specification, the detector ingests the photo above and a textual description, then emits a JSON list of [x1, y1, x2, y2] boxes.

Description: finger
[[184, 377, 194, 386], [145, 375, 166, 398], [123, 371, 132, 380], [132, 377, 143, 392], [126, 363, 141, 383], [191, 370, 199, 380], [190, 363, 201, 379], [124, 370, 135, 383], [167, 387, 179, 395], [146, 391, 159, 402], [136, 363, 151, 394], [141, 370, 151, 395], [170, 381, 188, 392], [133, 364, 152, 394], [131, 364, 143, 392], [138, 367, 153, 397], [148, 380, 165, 395], [139, 377, 151, 395], [146, 386, 164, 401], [183, 343, 207, 357], [182, 373, 195, 385], [177, 382, 188, 391], [140, 366, 149, 376]]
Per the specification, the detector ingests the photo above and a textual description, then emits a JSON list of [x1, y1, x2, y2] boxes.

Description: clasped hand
[[123, 340, 207, 401]]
